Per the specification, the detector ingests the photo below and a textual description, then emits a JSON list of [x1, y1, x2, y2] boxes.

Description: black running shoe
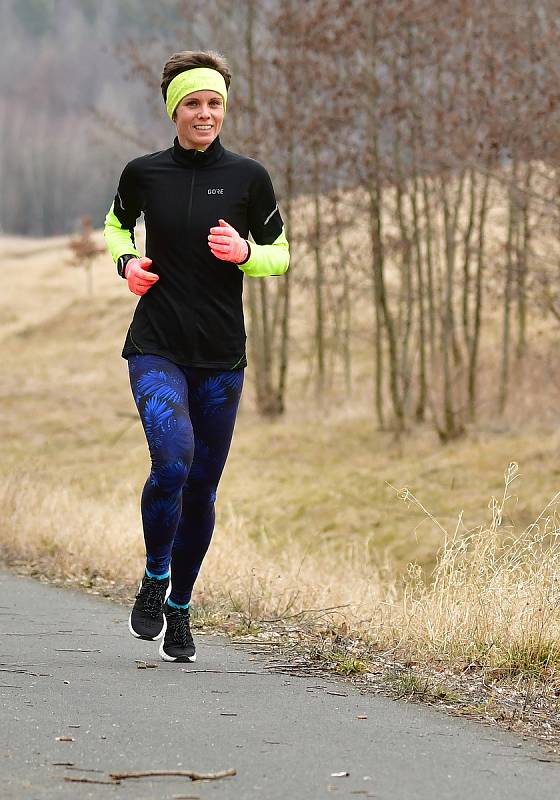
[[128, 574, 170, 640], [159, 601, 196, 662]]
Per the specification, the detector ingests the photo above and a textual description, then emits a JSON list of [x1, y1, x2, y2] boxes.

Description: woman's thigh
[[128, 354, 194, 473], [184, 368, 244, 487]]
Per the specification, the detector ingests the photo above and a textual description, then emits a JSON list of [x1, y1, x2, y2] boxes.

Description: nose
[[197, 104, 211, 118]]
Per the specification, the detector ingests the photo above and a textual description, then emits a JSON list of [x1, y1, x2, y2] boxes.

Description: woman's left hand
[[208, 219, 248, 264]]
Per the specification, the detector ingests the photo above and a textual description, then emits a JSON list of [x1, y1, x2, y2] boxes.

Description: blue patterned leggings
[[128, 354, 244, 605]]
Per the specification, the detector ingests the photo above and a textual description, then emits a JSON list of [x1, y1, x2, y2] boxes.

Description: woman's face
[[174, 90, 225, 150]]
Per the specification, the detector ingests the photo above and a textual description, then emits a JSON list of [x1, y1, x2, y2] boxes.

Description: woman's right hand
[[125, 257, 159, 296]]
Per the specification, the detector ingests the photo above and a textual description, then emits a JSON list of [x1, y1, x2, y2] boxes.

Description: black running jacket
[[104, 136, 289, 369]]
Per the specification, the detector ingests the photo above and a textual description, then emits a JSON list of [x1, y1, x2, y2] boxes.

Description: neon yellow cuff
[[238, 229, 290, 278]]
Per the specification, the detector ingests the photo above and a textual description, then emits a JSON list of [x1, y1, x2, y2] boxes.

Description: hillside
[[4, 230, 560, 565], [2, 232, 560, 723]]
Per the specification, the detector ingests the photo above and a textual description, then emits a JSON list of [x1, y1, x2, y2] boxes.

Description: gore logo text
[[208, 188, 224, 195]]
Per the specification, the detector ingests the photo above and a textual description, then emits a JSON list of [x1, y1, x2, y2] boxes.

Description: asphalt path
[[1, 570, 559, 799]]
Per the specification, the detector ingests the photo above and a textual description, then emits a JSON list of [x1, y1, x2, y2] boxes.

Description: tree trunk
[[312, 145, 325, 401], [499, 156, 519, 413], [467, 167, 490, 422], [515, 161, 532, 361]]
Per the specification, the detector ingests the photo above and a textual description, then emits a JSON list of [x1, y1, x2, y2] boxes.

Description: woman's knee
[[150, 457, 190, 493], [183, 479, 217, 508]]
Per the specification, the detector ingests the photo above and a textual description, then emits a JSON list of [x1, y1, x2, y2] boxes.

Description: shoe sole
[[159, 640, 197, 662], [128, 578, 171, 641]]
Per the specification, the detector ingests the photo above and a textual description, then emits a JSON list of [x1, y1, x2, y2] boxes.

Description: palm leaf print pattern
[[158, 459, 189, 493], [142, 495, 181, 531], [135, 369, 185, 405], [128, 354, 243, 594], [167, 415, 192, 455], [142, 396, 174, 457], [194, 375, 229, 415], [218, 369, 244, 393]]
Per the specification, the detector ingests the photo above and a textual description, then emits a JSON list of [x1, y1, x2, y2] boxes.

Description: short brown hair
[[161, 50, 232, 102]]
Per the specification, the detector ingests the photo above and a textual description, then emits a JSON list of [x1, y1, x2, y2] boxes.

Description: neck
[[171, 135, 224, 168], [177, 135, 215, 152], [180, 142, 207, 151]]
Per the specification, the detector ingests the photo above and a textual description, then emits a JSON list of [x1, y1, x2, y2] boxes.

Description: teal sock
[[167, 597, 189, 610], [145, 568, 170, 580]]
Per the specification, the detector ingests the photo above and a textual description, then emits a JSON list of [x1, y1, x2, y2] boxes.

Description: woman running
[[103, 50, 289, 662]]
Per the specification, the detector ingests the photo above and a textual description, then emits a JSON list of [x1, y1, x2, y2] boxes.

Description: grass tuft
[[384, 670, 459, 702]]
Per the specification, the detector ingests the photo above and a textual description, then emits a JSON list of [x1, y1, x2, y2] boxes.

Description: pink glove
[[208, 219, 249, 264], [125, 257, 159, 296]]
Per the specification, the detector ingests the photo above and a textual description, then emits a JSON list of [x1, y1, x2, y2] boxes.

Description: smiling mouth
[[194, 125, 213, 130]]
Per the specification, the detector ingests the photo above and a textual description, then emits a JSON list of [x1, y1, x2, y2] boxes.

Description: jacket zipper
[[187, 166, 196, 227], [187, 166, 196, 358]]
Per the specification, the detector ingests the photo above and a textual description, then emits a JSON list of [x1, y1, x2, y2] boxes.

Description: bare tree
[[68, 215, 105, 294]]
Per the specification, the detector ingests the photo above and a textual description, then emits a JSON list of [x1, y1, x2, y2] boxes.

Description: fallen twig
[[0, 668, 41, 677], [258, 603, 352, 623], [180, 669, 261, 675], [109, 768, 236, 782], [533, 756, 560, 764], [2, 631, 73, 637], [64, 776, 119, 785], [264, 663, 317, 669], [172, 795, 200, 800], [268, 670, 327, 679], [66, 766, 104, 773], [231, 640, 282, 646], [55, 648, 101, 653]]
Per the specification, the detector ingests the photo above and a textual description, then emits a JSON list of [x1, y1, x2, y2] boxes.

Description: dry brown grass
[[4, 459, 559, 683], [392, 463, 560, 678], [2, 230, 560, 703]]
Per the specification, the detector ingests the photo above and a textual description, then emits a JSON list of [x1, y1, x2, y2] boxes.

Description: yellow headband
[[166, 67, 228, 119]]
